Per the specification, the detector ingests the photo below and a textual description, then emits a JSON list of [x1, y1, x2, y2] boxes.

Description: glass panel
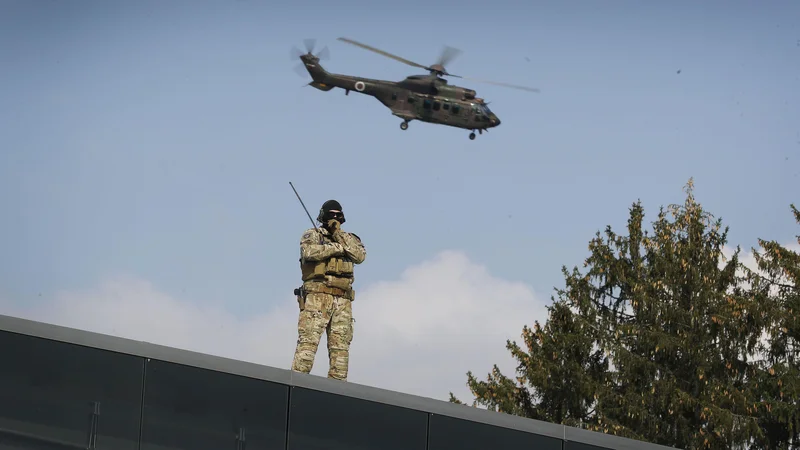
[[428, 414, 562, 450], [140, 359, 288, 450], [288, 387, 427, 450], [0, 330, 144, 450]]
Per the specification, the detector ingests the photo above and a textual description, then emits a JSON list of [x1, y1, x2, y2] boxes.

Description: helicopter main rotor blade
[[337, 37, 429, 71], [437, 45, 462, 68], [461, 76, 540, 93], [335, 36, 538, 92]]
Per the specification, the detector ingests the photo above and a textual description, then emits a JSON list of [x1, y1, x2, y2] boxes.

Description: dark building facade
[[0, 313, 676, 450]]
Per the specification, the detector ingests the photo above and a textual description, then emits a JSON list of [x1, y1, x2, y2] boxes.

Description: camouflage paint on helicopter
[[291, 38, 539, 140]]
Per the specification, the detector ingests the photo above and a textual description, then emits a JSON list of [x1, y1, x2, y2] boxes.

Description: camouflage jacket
[[300, 226, 366, 265]]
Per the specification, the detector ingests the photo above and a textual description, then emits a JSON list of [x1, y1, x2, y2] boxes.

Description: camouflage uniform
[[291, 220, 366, 381]]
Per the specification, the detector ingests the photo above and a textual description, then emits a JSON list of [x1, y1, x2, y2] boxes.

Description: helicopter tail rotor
[[291, 38, 330, 78]]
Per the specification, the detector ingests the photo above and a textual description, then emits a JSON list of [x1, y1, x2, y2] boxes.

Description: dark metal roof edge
[[0, 313, 676, 449], [287, 370, 565, 438], [564, 425, 676, 449]]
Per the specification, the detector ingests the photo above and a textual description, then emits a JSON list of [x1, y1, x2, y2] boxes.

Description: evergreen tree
[[451, 180, 768, 449], [449, 297, 608, 429], [746, 205, 800, 449]]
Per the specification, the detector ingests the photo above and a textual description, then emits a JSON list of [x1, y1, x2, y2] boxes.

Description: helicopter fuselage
[[300, 53, 500, 139]]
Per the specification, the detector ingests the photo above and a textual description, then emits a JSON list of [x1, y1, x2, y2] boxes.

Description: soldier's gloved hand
[[326, 219, 341, 232]]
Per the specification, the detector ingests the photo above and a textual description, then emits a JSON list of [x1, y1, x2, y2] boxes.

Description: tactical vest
[[300, 256, 354, 283], [300, 232, 355, 293]]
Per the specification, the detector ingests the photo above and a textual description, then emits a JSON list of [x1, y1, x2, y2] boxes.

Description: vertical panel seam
[[284, 386, 292, 450], [136, 358, 148, 450], [425, 413, 431, 450]]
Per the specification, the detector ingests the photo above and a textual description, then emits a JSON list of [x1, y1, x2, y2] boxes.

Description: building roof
[[0, 313, 677, 450]]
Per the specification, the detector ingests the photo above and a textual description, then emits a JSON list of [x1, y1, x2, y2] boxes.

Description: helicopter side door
[[445, 101, 467, 127], [437, 100, 452, 125], [420, 97, 436, 122], [430, 99, 446, 124], [393, 90, 415, 117], [405, 93, 424, 118], [421, 97, 455, 125]]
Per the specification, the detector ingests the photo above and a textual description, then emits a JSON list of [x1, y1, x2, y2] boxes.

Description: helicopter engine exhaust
[[435, 85, 476, 100]]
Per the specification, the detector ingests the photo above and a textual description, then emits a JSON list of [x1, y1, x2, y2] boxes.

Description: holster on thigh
[[293, 286, 307, 310]]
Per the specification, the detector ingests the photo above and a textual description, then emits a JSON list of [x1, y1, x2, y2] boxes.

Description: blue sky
[[1, 0, 798, 401]]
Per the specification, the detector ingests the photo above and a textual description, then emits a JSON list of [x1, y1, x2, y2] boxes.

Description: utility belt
[[294, 279, 355, 302]]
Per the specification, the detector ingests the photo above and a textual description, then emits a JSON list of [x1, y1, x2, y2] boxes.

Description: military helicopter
[[291, 38, 539, 140]]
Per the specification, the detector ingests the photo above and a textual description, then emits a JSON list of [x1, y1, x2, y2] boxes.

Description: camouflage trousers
[[291, 291, 354, 381]]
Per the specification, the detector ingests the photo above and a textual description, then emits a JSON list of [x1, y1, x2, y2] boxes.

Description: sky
[[1, 0, 799, 403]]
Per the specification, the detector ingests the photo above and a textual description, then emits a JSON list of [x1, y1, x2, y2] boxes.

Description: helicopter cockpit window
[[433, 101, 440, 111]]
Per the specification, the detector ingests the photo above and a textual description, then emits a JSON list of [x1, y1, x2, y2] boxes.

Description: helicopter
[[291, 38, 540, 140]]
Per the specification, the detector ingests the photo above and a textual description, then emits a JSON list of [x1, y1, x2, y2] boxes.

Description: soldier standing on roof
[[291, 199, 366, 381]]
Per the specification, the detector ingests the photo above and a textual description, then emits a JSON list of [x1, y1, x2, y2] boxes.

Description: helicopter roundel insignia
[[354, 81, 366, 92]]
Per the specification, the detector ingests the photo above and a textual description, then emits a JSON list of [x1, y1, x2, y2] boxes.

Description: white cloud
[[1, 250, 548, 403]]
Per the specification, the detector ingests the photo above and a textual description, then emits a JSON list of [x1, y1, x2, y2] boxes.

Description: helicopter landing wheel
[[469, 132, 476, 140], [400, 121, 408, 130]]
